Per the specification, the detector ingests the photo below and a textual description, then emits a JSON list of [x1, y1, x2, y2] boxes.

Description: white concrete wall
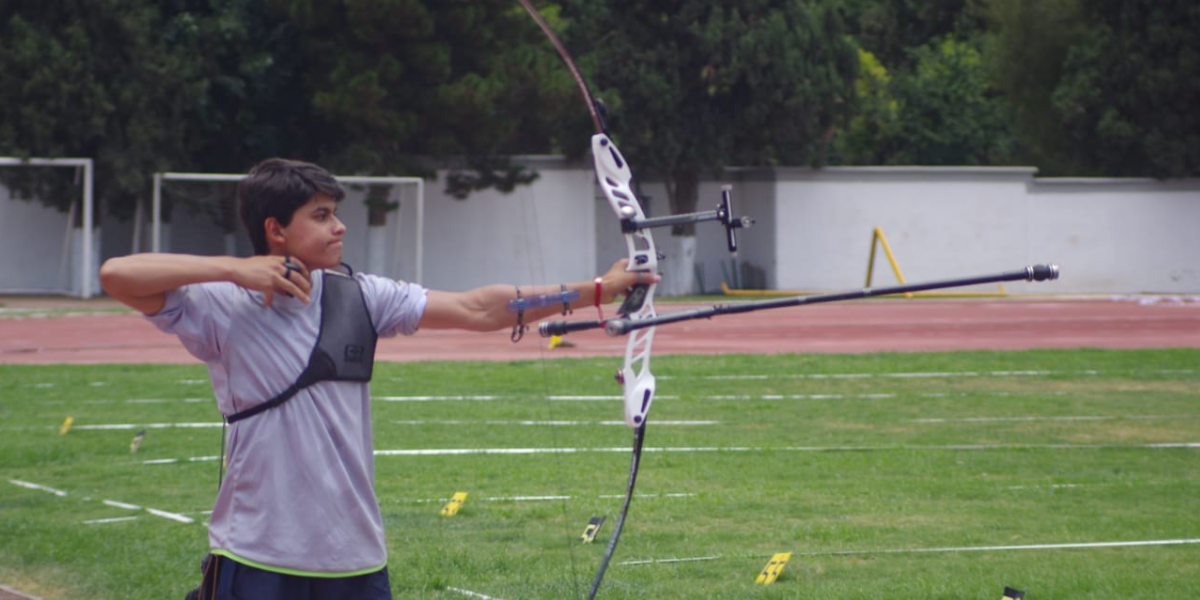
[[4, 161, 1198, 296], [1027, 178, 1200, 293], [420, 157, 596, 291], [764, 168, 1200, 294], [773, 167, 1042, 292], [0, 187, 78, 294]]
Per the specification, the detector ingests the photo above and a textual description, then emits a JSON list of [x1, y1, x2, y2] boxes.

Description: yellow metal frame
[[865, 227, 913, 298], [720, 227, 1009, 298]]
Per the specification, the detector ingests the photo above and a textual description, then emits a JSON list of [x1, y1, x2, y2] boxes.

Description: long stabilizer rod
[[541, 264, 1059, 338]]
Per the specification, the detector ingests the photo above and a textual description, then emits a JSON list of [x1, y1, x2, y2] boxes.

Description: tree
[[0, 0, 319, 220], [561, 0, 858, 293], [981, 0, 1090, 174], [0, 1, 580, 223], [266, 0, 579, 200], [984, 0, 1200, 177], [0, 1, 194, 218], [1050, 0, 1200, 177], [832, 48, 900, 164], [886, 37, 1015, 165], [843, 0, 984, 72]]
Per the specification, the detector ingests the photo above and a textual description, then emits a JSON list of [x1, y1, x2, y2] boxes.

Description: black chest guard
[[226, 268, 378, 423]]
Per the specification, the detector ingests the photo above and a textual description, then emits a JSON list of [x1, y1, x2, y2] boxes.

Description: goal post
[[151, 172, 425, 284], [0, 157, 96, 298]]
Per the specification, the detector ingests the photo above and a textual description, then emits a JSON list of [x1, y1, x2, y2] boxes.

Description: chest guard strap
[[226, 270, 378, 424]]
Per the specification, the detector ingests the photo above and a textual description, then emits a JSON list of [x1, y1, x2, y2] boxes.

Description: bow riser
[[593, 133, 659, 428]]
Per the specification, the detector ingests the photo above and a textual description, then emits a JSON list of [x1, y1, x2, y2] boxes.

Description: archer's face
[[277, 193, 346, 269]]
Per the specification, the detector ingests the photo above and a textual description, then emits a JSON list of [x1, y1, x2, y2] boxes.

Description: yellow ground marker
[[440, 492, 468, 517], [1003, 586, 1026, 599], [754, 552, 792, 584], [547, 335, 575, 349], [59, 416, 74, 435], [580, 516, 606, 543]]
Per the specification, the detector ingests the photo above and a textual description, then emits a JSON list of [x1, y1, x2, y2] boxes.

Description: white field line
[[28, 413, 1196, 433], [390, 420, 717, 426], [8, 480, 197, 524], [145, 442, 1200, 464], [74, 422, 222, 430], [1009, 483, 1083, 490], [27, 369, 1194, 395], [619, 538, 1200, 566], [705, 393, 896, 401], [45, 413, 1197, 434], [446, 587, 505, 600], [808, 538, 1200, 556], [376, 395, 500, 401], [83, 516, 140, 525], [146, 507, 195, 523], [401, 492, 695, 504], [694, 369, 1200, 381], [99, 497, 197, 524], [371, 442, 1200, 457], [914, 415, 1193, 424], [376, 395, 679, 402], [75, 398, 210, 405], [141, 456, 221, 465], [9, 479, 67, 496], [695, 369, 1193, 381], [696, 370, 1052, 380], [620, 555, 723, 566]]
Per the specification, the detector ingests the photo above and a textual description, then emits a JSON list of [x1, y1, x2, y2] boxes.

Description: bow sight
[[617, 185, 755, 254]]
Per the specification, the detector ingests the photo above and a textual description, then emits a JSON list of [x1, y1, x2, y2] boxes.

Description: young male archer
[[100, 157, 652, 599]]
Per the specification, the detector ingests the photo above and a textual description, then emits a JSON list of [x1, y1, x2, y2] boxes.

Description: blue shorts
[[211, 554, 393, 600]]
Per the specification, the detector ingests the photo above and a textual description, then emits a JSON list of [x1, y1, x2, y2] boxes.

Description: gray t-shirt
[[148, 270, 427, 575]]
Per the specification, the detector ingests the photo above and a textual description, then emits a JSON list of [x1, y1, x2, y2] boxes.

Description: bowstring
[[515, 3, 631, 596], [515, 164, 586, 599]]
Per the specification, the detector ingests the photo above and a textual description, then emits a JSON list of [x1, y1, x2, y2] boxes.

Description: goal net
[[151, 172, 425, 284], [0, 158, 97, 298]]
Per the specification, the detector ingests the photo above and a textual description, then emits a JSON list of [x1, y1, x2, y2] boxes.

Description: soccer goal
[[150, 172, 426, 284], [0, 157, 97, 298]]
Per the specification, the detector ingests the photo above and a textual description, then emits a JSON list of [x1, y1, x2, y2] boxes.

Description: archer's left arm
[[418, 259, 654, 332]]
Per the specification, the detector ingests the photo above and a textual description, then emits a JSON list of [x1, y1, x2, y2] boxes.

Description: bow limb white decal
[[592, 135, 658, 429]]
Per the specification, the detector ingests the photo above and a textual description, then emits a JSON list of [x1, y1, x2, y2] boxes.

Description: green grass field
[[1, 349, 1198, 599]]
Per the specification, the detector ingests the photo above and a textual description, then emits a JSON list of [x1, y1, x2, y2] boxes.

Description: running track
[[2, 296, 1198, 365]]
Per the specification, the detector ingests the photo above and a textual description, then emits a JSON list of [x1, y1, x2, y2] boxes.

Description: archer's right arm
[[100, 254, 312, 315]]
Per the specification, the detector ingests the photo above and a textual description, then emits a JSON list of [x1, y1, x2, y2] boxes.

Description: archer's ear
[[265, 217, 286, 247]]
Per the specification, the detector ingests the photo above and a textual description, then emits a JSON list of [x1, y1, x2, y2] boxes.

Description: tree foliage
[[983, 0, 1199, 177], [562, 0, 858, 232], [267, 0, 579, 197], [0, 1, 203, 216], [1051, 0, 1200, 177], [1, 0, 1195, 226], [982, 0, 1092, 174], [0, 0, 576, 219], [888, 37, 1014, 165], [843, 0, 984, 71]]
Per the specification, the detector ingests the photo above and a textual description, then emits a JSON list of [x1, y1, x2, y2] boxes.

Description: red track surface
[[2, 296, 1198, 365]]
